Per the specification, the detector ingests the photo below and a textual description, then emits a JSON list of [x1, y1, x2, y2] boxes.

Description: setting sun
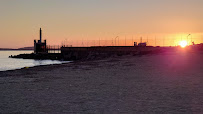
[[179, 40, 188, 48]]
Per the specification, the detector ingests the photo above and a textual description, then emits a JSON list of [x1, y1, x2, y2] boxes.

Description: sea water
[[0, 51, 67, 71]]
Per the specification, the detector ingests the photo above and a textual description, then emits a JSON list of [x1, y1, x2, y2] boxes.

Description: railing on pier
[[47, 45, 72, 53], [47, 45, 61, 53]]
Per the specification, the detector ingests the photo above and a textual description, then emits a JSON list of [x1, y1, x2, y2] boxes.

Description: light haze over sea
[[0, 51, 66, 71]]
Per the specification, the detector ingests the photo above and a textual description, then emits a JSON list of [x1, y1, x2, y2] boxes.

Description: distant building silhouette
[[34, 28, 47, 54], [134, 42, 147, 47], [134, 42, 137, 46], [138, 42, 147, 47]]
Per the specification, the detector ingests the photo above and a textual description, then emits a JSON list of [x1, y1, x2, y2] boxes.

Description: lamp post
[[187, 34, 191, 45], [115, 36, 119, 46], [114, 32, 123, 46]]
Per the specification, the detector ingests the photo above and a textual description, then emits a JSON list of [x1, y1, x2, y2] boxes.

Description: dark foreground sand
[[0, 51, 203, 113]]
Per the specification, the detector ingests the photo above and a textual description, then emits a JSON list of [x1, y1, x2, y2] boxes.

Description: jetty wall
[[61, 46, 164, 60]]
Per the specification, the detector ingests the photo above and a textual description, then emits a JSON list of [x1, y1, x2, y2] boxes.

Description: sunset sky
[[0, 0, 203, 48]]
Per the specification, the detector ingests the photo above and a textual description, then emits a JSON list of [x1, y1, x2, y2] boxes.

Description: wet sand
[[0, 52, 203, 113]]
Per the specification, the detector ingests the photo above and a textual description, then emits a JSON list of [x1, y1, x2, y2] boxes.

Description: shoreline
[[0, 60, 71, 72]]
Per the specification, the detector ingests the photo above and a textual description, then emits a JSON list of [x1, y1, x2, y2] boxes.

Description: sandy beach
[[0, 51, 203, 113]]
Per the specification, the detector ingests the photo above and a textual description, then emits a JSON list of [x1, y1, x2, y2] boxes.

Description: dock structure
[[34, 28, 47, 54]]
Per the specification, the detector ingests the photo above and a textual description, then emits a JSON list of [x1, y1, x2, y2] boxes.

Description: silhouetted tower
[[34, 28, 47, 54]]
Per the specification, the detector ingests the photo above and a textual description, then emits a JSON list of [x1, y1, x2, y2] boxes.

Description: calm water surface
[[0, 51, 67, 71]]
